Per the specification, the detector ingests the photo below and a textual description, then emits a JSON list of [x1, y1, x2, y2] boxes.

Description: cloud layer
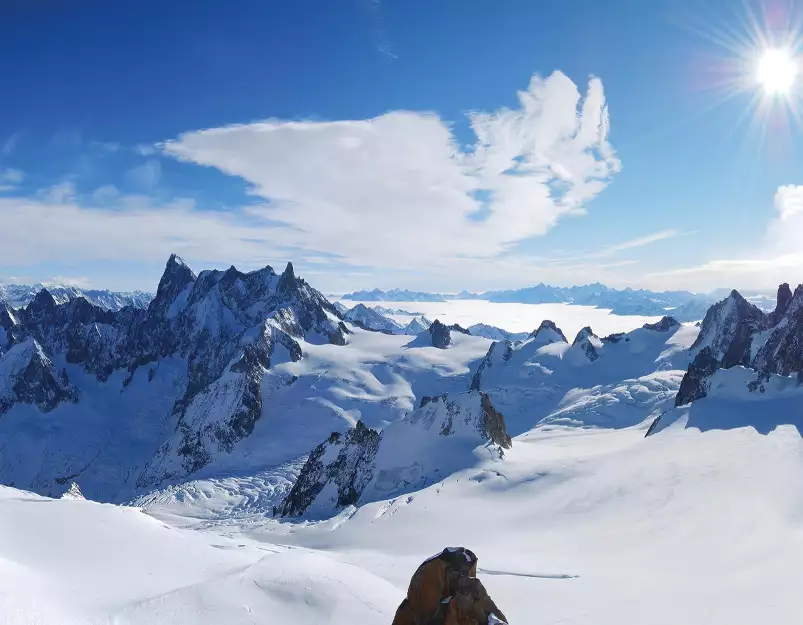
[[162, 71, 620, 271]]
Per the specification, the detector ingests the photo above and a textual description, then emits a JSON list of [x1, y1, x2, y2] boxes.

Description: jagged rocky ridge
[[471, 316, 692, 435], [277, 391, 511, 518], [673, 284, 803, 407], [0, 255, 348, 496]]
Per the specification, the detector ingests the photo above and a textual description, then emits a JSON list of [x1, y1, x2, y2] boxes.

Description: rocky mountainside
[[0, 283, 152, 310], [673, 284, 803, 407], [344, 303, 404, 334], [0, 255, 348, 498], [277, 390, 511, 518]]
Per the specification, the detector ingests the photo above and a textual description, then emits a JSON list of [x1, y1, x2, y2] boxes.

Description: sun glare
[[756, 48, 798, 95]]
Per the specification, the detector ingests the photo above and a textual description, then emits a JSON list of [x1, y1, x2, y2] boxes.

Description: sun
[[756, 48, 798, 95]]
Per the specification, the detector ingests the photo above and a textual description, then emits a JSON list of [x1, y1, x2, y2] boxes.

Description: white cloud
[[162, 71, 619, 272], [0, 169, 23, 184], [774, 184, 803, 220], [646, 185, 803, 291], [135, 144, 157, 156], [92, 185, 121, 205], [126, 160, 161, 189], [44, 276, 92, 288], [0, 71, 649, 291]]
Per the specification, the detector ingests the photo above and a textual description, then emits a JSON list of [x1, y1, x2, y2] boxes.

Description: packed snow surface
[[4, 420, 803, 624]]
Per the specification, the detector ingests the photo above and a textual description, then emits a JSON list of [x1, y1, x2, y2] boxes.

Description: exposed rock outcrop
[[571, 326, 601, 362], [769, 283, 793, 326], [643, 316, 680, 332], [528, 319, 567, 344], [0, 338, 78, 415], [0, 255, 350, 496], [276, 421, 381, 518], [429, 319, 452, 349], [470, 340, 514, 391], [277, 391, 511, 518], [391, 547, 508, 625], [674, 346, 719, 406]]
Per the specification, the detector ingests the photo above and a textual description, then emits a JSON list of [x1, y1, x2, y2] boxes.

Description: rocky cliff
[[0, 255, 349, 497], [277, 391, 511, 518]]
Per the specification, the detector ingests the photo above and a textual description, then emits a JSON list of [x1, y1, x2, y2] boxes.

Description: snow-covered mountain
[[0, 255, 349, 499], [0, 283, 152, 310], [466, 323, 528, 342], [341, 303, 431, 335], [344, 303, 404, 334], [469, 315, 695, 435], [5, 272, 803, 624], [648, 283, 803, 433], [277, 390, 511, 518], [342, 283, 778, 322], [342, 288, 448, 302]]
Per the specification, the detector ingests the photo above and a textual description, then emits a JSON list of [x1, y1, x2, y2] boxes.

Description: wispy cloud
[[43, 276, 92, 288], [597, 229, 693, 257], [126, 160, 161, 189], [0, 169, 24, 184], [646, 184, 803, 290], [1, 133, 18, 158]]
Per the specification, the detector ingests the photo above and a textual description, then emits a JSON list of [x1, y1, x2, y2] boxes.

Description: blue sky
[[1, 0, 803, 293]]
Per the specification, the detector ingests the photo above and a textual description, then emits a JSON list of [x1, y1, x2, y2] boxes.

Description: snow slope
[[130, 420, 803, 625], [0, 485, 400, 624]]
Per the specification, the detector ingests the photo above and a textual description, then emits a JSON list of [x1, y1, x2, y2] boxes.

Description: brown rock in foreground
[[391, 547, 509, 625]]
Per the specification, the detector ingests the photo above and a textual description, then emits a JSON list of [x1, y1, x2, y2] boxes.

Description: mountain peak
[[276, 262, 298, 296], [28, 288, 57, 313], [571, 326, 601, 362], [770, 283, 793, 325], [528, 319, 567, 344], [161, 254, 196, 287], [429, 319, 451, 349], [642, 316, 680, 332]]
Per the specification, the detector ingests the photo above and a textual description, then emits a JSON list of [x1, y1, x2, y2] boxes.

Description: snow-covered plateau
[[2, 261, 803, 624]]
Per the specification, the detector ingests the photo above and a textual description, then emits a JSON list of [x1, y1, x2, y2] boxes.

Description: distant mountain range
[[342, 283, 777, 321], [0, 283, 152, 311]]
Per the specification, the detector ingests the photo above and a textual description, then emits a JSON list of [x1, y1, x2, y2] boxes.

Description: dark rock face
[[276, 421, 381, 517], [449, 323, 471, 335], [689, 290, 767, 369], [528, 319, 567, 343], [770, 283, 793, 326], [674, 290, 770, 406], [0, 254, 349, 494], [602, 332, 626, 344], [675, 347, 719, 406], [479, 392, 513, 449], [429, 319, 452, 349], [643, 316, 680, 332], [572, 326, 600, 362], [391, 548, 508, 625], [0, 339, 78, 415], [753, 284, 803, 377], [470, 340, 514, 391], [278, 391, 510, 518]]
